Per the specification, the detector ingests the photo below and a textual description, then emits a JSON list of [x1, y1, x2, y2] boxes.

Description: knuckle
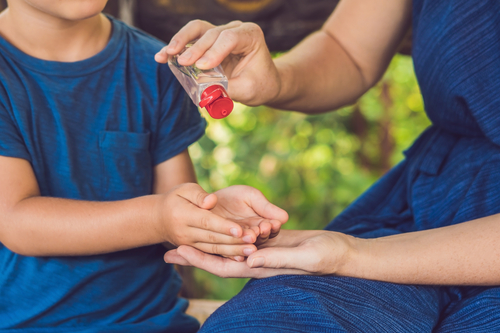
[[204, 27, 221, 39], [200, 215, 210, 230], [242, 22, 263, 36], [208, 232, 217, 243], [219, 29, 237, 42], [211, 244, 220, 254], [188, 19, 204, 28]]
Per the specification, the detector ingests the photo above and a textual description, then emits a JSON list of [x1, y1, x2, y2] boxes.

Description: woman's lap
[[200, 276, 500, 332], [435, 286, 500, 332], [200, 275, 443, 333]]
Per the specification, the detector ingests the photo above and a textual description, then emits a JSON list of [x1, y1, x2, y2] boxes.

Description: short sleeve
[[151, 79, 206, 165], [0, 102, 31, 162]]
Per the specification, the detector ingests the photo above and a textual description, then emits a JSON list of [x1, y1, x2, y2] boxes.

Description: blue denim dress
[[200, 0, 500, 332]]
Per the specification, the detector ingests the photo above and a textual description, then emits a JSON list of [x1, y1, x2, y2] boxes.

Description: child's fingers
[[194, 243, 257, 257], [254, 221, 271, 246], [221, 255, 246, 262], [259, 221, 272, 240], [191, 229, 248, 245], [189, 210, 244, 238], [269, 219, 282, 239], [241, 227, 258, 243]]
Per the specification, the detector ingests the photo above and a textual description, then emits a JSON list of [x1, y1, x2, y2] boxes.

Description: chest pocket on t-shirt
[[99, 131, 152, 200]]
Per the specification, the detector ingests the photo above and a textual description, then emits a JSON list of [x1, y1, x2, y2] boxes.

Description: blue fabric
[[200, 0, 500, 332], [0, 17, 205, 332]]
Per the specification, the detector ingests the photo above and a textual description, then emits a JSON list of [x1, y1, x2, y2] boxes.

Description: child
[[0, 1, 287, 332]]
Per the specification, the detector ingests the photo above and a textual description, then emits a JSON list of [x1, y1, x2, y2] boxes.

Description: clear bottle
[[168, 41, 234, 119]]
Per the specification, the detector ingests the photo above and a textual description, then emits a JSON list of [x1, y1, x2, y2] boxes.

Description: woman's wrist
[[332, 232, 369, 278], [266, 59, 301, 110]]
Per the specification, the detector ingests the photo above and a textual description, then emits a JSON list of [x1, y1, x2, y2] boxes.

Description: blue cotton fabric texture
[[200, 0, 500, 332], [0, 17, 205, 332]]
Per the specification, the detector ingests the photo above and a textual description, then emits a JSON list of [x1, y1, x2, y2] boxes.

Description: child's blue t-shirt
[[0, 17, 205, 332]]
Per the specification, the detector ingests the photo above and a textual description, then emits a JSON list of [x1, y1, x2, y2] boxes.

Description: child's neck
[[0, 4, 111, 62]]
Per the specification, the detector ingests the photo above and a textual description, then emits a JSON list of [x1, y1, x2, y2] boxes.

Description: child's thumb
[[176, 183, 218, 210], [201, 193, 218, 210]]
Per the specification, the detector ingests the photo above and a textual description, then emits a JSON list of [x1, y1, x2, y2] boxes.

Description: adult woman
[[157, 0, 500, 331]]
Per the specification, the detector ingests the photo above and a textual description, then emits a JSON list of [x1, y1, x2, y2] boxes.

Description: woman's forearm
[[344, 213, 500, 285], [267, 0, 412, 113], [268, 31, 369, 113], [1, 195, 162, 256]]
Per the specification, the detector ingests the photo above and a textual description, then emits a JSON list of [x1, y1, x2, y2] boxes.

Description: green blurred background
[[189, 54, 431, 300]]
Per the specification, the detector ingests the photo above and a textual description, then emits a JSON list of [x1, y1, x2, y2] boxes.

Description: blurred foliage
[[189, 54, 431, 300]]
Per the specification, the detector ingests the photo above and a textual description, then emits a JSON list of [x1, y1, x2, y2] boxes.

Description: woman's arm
[[156, 0, 412, 113], [342, 214, 500, 285], [269, 0, 412, 112], [166, 214, 500, 286]]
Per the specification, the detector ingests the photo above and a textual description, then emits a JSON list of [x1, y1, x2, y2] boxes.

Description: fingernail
[[250, 257, 265, 268], [230, 228, 240, 237], [179, 50, 192, 62], [167, 40, 177, 50], [234, 256, 245, 262], [196, 56, 209, 67], [243, 248, 255, 256], [242, 236, 253, 243]]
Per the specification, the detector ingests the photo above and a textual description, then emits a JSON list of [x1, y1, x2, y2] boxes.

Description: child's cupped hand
[[157, 184, 288, 259], [208, 185, 289, 260], [210, 185, 288, 239]]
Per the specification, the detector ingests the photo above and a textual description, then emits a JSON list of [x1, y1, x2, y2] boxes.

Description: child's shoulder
[[111, 17, 166, 57]]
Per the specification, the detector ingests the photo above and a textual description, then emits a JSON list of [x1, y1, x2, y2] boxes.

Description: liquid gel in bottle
[[168, 41, 234, 119]]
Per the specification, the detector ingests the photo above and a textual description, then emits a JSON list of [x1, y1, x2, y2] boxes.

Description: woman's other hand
[[164, 229, 358, 278], [154, 20, 281, 106]]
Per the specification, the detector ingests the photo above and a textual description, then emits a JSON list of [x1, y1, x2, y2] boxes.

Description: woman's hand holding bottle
[[155, 20, 282, 107]]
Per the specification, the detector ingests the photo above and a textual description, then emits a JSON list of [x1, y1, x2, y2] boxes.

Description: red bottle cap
[[199, 85, 234, 119]]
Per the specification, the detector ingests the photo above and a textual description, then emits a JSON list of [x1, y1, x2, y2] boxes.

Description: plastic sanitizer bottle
[[168, 41, 234, 119]]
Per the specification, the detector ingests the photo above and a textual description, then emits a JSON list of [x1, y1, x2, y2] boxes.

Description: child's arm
[[0, 154, 250, 257]]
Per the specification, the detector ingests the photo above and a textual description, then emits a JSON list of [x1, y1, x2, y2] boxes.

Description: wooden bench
[[186, 299, 226, 325]]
